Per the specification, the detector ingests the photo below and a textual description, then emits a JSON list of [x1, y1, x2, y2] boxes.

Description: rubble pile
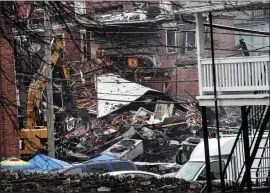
[[47, 74, 204, 162], [0, 171, 231, 193], [136, 163, 181, 175], [184, 103, 202, 128]]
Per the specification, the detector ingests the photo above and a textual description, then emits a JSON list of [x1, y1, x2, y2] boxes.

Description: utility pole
[[44, 2, 55, 158]]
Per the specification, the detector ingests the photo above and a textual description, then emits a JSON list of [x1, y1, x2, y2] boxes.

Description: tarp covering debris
[[28, 154, 69, 171]]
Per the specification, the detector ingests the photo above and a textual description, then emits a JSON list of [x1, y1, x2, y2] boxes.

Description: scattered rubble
[[49, 73, 203, 162], [0, 171, 232, 193]]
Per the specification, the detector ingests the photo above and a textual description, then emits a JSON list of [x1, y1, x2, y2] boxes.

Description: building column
[[195, 12, 204, 96], [241, 106, 252, 192], [202, 106, 212, 192]]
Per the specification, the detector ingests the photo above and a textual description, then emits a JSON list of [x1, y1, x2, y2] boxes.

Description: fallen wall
[[1, 172, 227, 193]]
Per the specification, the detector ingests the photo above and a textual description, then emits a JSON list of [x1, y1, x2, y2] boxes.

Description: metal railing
[[255, 130, 270, 188], [221, 105, 268, 191], [200, 56, 270, 94]]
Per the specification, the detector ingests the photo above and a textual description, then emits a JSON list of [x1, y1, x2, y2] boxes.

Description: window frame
[[195, 160, 227, 181], [65, 167, 83, 174], [111, 162, 135, 171], [85, 163, 109, 174], [80, 30, 91, 61], [185, 31, 196, 52], [166, 30, 177, 53]]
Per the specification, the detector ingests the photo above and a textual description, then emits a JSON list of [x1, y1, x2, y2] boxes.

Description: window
[[197, 161, 226, 180], [86, 164, 109, 174], [111, 162, 135, 171], [166, 30, 177, 53], [186, 31, 196, 52], [81, 30, 91, 60], [66, 167, 83, 174], [175, 161, 204, 181]]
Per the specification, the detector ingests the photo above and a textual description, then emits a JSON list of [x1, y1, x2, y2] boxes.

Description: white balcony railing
[[200, 55, 270, 94]]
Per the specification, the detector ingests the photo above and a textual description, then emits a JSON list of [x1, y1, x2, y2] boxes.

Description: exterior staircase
[[221, 105, 270, 192]]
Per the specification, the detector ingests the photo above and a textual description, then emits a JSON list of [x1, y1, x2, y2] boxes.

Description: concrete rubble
[[0, 171, 232, 193]]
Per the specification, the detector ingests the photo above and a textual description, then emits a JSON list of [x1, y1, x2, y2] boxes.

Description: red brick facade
[[0, 28, 20, 158], [170, 67, 199, 99]]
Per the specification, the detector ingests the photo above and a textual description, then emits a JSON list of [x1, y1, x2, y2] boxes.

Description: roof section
[[95, 9, 174, 25], [177, 1, 267, 14], [96, 73, 159, 118]]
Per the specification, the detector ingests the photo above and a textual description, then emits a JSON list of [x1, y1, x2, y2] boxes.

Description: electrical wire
[[2, 1, 270, 157]]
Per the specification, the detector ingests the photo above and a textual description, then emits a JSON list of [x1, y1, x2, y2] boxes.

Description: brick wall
[[0, 26, 20, 158], [170, 67, 199, 100]]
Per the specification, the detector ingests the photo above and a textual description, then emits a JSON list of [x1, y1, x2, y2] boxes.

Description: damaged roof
[[96, 73, 159, 118]]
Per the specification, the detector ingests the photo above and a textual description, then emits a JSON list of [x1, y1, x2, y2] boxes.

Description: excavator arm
[[20, 39, 71, 156], [26, 39, 70, 129]]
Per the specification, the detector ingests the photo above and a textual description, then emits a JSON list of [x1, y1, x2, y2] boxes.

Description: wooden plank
[[203, 64, 207, 87], [263, 61, 268, 85], [231, 63, 235, 87], [255, 61, 258, 86], [225, 63, 228, 87], [241, 62, 244, 87], [222, 63, 225, 87], [248, 62, 251, 86], [233, 63, 236, 87], [258, 62, 262, 86], [261, 62, 265, 86], [161, 122, 187, 128]]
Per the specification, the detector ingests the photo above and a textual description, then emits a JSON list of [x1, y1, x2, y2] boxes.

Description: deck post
[[241, 106, 252, 192], [195, 12, 204, 96], [202, 106, 212, 192]]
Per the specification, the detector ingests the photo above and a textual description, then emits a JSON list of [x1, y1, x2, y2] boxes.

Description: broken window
[[81, 30, 91, 60], [166, 30, 177, 53], [186, 31, 196, 52]]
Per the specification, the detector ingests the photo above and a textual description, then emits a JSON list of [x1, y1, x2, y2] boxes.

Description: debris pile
[[0, 171, 232, 193], [24, 72, 203, 163], [49, 73, 204, 162]]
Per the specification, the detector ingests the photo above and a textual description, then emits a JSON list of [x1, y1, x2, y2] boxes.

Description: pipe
[[209, 11, 225, 192], [202, 106, 212, 192]]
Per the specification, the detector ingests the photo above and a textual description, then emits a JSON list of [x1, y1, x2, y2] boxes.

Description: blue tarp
[[90, 154, 119, 161], [29, 154, 69, 171]]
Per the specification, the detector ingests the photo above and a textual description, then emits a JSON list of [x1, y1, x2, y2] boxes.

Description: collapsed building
[[20, 71, 203, 162]]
